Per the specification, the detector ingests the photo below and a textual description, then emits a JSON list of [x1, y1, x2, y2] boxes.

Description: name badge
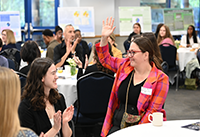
[[141, 87, 152, 95]]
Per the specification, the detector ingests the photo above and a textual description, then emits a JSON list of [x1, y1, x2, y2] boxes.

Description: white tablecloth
[[108, 119, 200, 137], [177, 48, 197, 71], [57, 72, 77, 107]]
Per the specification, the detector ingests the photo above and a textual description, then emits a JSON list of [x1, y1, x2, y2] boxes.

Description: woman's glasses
[[127, 50, 142, 57]]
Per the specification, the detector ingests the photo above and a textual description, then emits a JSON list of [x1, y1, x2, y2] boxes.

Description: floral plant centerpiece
[[66, 58, 77, 76]]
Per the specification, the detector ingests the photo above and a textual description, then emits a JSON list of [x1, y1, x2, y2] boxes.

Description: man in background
[[42, 29, 60, 60], [54, 24, 83, 68]]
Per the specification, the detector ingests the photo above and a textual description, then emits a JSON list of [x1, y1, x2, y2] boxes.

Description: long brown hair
[[93, 41, 114, 75], [157, 25, 175, 46], [142, 32, 163, 64], [21, 58, 61, 110], [133, 37, 162, 70], [0, 67, 20, 137]]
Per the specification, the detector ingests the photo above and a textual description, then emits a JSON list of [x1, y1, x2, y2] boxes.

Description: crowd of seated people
[[1, 14, 200, 137]]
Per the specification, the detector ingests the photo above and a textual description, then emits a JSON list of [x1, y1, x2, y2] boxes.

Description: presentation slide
[[164, 8, 194, 35], [58, 7, 95, 37], [118, 7, 152, 36], [0, 11, 21, 41]]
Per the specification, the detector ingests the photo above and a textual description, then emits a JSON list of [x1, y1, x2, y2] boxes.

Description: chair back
[[159, 43, 177, 69], [76, 71, 114, 120], [7, 58, 16, 70], [15, 71, 27, 95]]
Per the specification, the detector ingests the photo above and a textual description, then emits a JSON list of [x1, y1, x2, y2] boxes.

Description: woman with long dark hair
[[19, 58, 74, 137], [180, 25, 200, 48]]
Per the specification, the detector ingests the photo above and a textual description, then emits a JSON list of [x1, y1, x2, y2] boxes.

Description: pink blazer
[[96, 43, 169, 137]]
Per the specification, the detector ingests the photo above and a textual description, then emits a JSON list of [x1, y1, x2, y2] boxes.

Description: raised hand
[[102, 17, 116, 38], [62, 105, 74, 124], [84, 54, 88, 69], [74, 56, 82, 68], [66, 39, 72, 54], [53, 110, 62, 132]]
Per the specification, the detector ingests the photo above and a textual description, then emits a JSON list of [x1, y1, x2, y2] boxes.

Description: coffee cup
[[148, 112, 163, 126]]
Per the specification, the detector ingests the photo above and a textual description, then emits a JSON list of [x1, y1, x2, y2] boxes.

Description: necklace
[[47, 106, 50, 110]]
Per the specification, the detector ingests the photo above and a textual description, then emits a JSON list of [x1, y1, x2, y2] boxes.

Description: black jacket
[[18, 94, 66, 136], [53, 41, 83, 66]]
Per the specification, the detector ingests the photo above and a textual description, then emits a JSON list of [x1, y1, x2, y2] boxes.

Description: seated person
[[42, 29, 60, 60], [0, 67, 46, 137], [0, 55, 8, 68], [0, 38, 8, 67], [18, 58, 74, 137], [54, 24, 83, 68], [19, 41, 41, 75], [108, 33, 122, 58], [74, 42, 114, 79], [154, 23, 164, 38], [96, 17, 169, 136], [157, 25, 178, 60], [55, 25, 63, 44], [74, 29, 90, 66], [0, 29, 21, 70], [180, 25, 200, 48], [123, 23, 142, 51]]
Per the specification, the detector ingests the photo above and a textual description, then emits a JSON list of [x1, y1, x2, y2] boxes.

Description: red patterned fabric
[[95, 43, 169, 137]]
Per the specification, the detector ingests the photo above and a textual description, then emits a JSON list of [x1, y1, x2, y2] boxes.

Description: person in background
[[96, 17, 169, 136], [157, 24, 175, 46], [54, 24, 83, 68], [0, 37, 3, 51], [0, 38, 8, 67], [154, 23, 164, 39], [74, 29, 90, 66], [123, 23, 142, 51], [42, 29, 60, 60], [180, 25, 200, 48], [0, 29, 21, 70], [18, 58, 74, 137], [55, 25, 63, 44], [157, 25, 178, 60], [19, 41, 41, 75], [0, 67, 46, 137], [108, 33, 122, 58], [74, 41, 114, 79]]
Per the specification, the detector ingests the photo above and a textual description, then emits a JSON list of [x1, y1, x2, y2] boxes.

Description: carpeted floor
[[74, 84, 200, 137]]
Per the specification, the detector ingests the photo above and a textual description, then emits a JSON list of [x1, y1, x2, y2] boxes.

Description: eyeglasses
[[127, 50, 142, 57]]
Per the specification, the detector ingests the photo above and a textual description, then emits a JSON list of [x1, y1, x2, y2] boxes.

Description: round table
[[108, 120, 200, 137], [177, 48, 197, 71], [57, 72, 77, 107]]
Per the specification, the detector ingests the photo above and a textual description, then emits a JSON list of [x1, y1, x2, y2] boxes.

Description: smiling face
[[159, 26, 166, 38], [128, 42, 144, 67], [64, 25, 75, 43], [42, 64, 58, 91]]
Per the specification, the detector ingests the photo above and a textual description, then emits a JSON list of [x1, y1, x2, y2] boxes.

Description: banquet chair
[[15, 71, 27, 95], [159, 43, 179, 91], [73, 71, 114, 134], [161, 61, 169, 75], [7, 58, 16, 70]]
